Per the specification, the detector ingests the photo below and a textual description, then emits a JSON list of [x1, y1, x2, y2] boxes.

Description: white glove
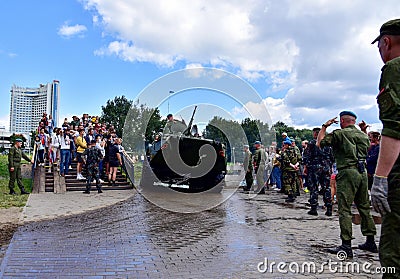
[[371, 175, 391, 215]]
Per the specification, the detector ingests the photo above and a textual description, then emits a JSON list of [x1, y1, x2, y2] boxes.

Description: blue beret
[[254, 141, 261, 145], [283, 139, 292, 145], [339, 111, 357, 119], [15, 138, 23, 142]]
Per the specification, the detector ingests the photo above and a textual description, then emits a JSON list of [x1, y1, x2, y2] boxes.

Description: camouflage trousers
[[86, 165, 101, 192], [380, 173, 400, 277], [307, 166, 332, 208], [283, 170, 297, 194], [336, 168, 376, 241]]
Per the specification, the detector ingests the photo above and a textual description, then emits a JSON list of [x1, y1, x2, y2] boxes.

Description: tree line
[[5, 95, 314, 162], [102, 96, 314, 162]]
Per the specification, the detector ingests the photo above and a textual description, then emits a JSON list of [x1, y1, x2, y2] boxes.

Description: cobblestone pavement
[[0, 184, 383, 278]]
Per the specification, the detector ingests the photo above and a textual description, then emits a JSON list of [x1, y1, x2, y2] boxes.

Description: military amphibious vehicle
[[144, 107, 227, 193]]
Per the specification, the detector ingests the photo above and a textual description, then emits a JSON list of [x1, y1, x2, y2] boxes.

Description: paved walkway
[[20, 190, 136, 223], [0, 181, 386, 278]]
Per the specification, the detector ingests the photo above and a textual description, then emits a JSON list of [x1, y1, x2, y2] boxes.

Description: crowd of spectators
[[34, 112, 124, 184], [244, 123, 381, 211]]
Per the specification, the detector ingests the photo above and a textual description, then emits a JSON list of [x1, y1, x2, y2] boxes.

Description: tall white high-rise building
[[9, 80, 60, 135]]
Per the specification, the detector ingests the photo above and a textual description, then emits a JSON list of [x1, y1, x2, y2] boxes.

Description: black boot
[[327, 240, 353, 258], [20, 188, 30, 195], [358, 236, 378, 253], [325, 205, 332, 216], [285, 193, 296, 203], [307, 206, 318, 216], [9, 189, 17, 195], [97, 184, 103, 194], [112, 180, 116, 186]]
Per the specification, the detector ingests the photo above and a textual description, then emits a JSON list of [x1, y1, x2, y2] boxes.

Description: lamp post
[[0, 126, 5, 151], [232, 147, 235, 165], [168, 91, 174, 113]]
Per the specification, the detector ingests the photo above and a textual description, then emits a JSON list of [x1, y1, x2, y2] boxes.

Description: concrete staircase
[[65, 161, 133, 191], [33, 160, 133, 193]]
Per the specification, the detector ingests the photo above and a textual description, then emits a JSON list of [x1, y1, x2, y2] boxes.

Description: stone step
[[39, 160, 134, 193], [66, 184, 133, 192]]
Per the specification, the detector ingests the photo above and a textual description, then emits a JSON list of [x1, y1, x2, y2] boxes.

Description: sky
[[1, 0, 399, 134]]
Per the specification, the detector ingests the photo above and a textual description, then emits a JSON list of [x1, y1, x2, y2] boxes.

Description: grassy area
[[0, 155, 31, 208], [134, 162, 143, 183]]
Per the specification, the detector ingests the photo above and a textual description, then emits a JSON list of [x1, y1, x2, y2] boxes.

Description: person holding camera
[[317, 111, 377, 258]]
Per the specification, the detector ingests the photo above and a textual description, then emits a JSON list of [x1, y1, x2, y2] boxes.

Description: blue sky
[[1, 0, 399, 132]]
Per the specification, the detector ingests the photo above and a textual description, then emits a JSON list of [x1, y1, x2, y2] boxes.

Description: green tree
[[100, 95, 133, 137], [10, 133, 26, 145], [122, 101, 166, 152], [204, 117, 246, 162], [30, 130, 37, 152], [272, 121, 313, 151], [144, 107, 166, 142], [272, 121, 295, 139]]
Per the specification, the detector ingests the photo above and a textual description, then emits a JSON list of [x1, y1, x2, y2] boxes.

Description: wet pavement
[[0, 181, 383, 278]]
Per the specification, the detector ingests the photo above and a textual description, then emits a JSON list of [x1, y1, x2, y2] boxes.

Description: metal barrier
[[121, 150, 135, 186]]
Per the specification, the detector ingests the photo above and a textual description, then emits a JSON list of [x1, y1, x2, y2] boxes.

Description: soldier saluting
[[8, 138, 34, 195], [318, 111, 377, 258]]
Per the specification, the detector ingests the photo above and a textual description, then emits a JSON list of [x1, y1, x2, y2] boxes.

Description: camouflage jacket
[[320, 125, 369, 170], [83, 146, 103, 167], [8, 146, 31, 168], [303, 139, 334, 169], [281, 146, 298, 172]]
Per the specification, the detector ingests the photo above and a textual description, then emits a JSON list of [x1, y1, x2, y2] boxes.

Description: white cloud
[[81, 0, 400, 128], [0, 115, 10, 131], [58, 22, 87, 38], [232, 97, 292, 126], [84, 0, 299, 75], [0, 49, 18, 58]]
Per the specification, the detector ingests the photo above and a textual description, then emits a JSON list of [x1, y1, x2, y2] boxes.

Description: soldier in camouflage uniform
[[242, 144, 253, 191], [82, 140, 104, 194], [371, 19, 400, 275], [290, 138, 303, 196], [253, 141, 266, 194], [303, 128, 334, 216], [281, 139, 299, 202], [8, 138, 33, 195], [318, 111, 377, 258]]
